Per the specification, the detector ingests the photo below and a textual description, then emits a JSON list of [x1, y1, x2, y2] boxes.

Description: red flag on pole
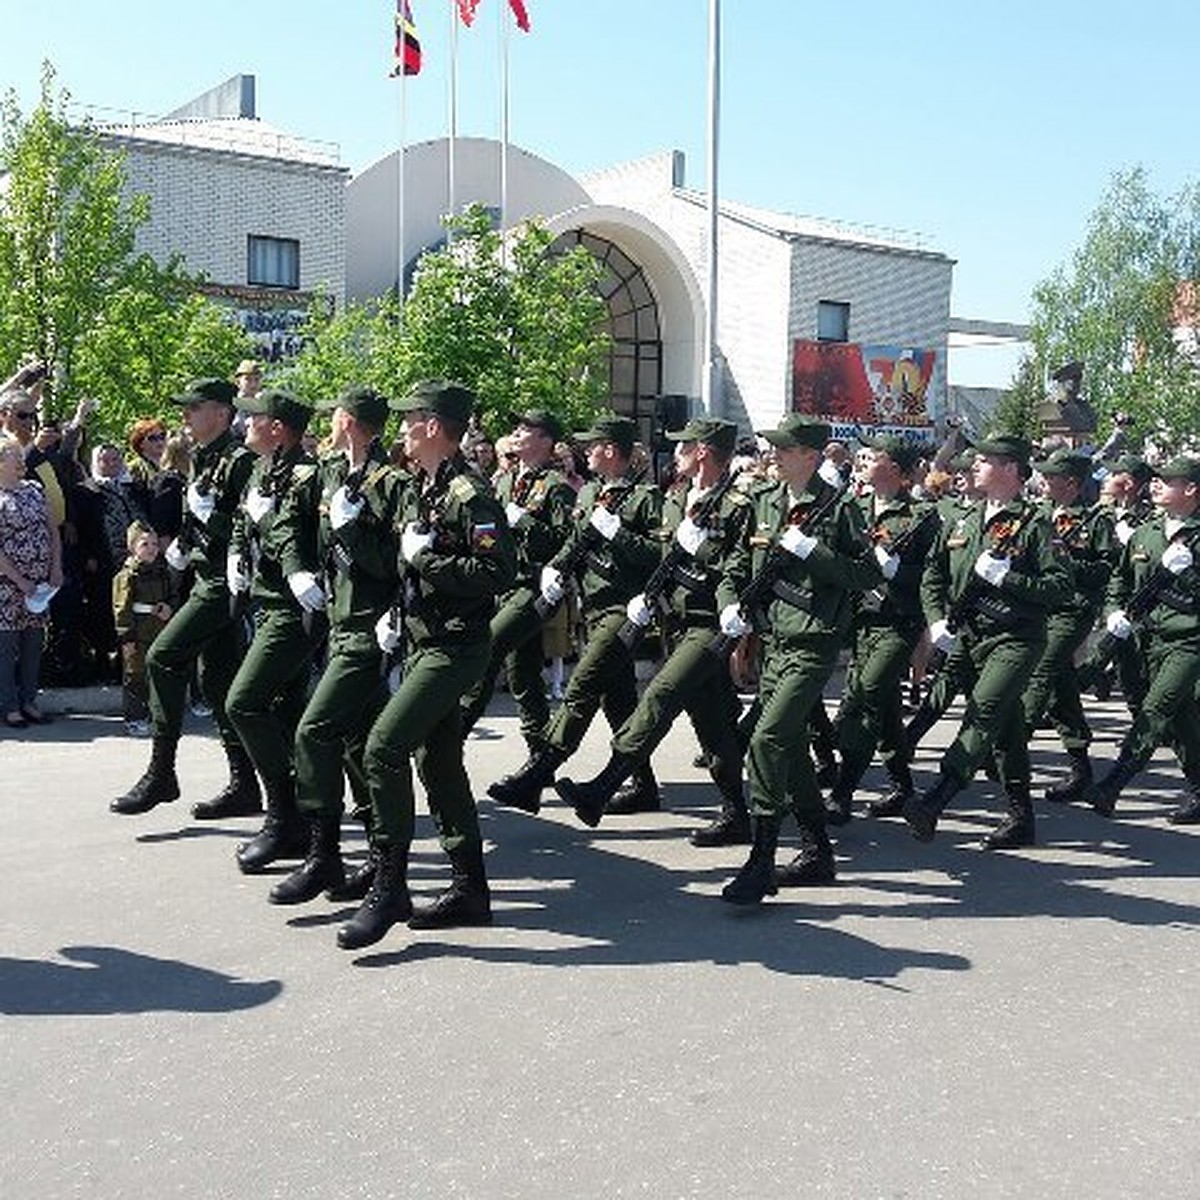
[[392, 0, 422, 75], [508, 0, 530, 31], [457, 0, 481, 26]]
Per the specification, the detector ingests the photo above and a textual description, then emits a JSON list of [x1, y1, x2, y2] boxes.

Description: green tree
[[988, 354, 1042, 440]]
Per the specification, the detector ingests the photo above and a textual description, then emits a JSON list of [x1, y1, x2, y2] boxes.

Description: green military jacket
[[494, 463, 576, 588], [550, 475, 663, 615], [922, 496, 1071, 638], [230, 445, 320, 611], [400, 452, 517, 647], [717, 475, 881, 645], [112, 556, 179, 647], [1111, 496, 1156, 550], [855, 490, 940, 624], [655, 474, 753, 627], [185, 429, 256, 589], [1107, 509, 1200, 644], [1044, 500, 1116, 616]]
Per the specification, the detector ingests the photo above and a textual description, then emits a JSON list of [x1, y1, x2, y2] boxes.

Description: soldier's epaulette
[[291, 464, 317, 484], [365, 466, 391, 490], [449, 474, 479, 502]]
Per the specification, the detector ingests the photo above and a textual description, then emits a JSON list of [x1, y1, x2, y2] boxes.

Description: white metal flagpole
[[448, 0, 459, 236], [397, 16, 407, 319], [703, 0, 722, 419], [500, 0, 510, 263]]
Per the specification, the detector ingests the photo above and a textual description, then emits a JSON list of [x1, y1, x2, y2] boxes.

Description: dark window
[[817, 300, 850, 343], [248, 236, 300, 289]]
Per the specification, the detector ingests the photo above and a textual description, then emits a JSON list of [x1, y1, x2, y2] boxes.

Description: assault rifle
[[616, 468, 740, 649], [860, 506, 941, 611], [177, 464, 218, 561], [707, 484, 843, 661]]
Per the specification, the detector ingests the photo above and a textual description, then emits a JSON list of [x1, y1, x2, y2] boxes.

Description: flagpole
[[703, 0, 722, 419], [448, 0, 459, 238], [499, 0, 510, 265], [397, 9, 407, 321]]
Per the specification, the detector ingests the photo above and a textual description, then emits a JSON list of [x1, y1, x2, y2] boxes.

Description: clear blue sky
[[3, 0, 1197, 385]]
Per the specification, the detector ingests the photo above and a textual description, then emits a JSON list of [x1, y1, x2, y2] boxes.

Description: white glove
[[873, 544, 900, 581], [186, 482, 215, 524], [1105, 609, 1133, 640], [165, 538, 191, 572], [401, 522, 435, 564], [226, 551, 251, 595], [504, 501, 527, 529], [974, 551, 1011, 586], [243, 490, 273, 524], [589, 505, 621, 541], [780, 526, 819, 560], [329, 485, 364, 530], [929, 618, 957, 654], [818, 460, 844, 488], [1115, 518, 1135, 546], [674, 516, 709, 556], [625, 593, 654, 627], [374, 609, 402, 654], [1162, 542, 1194, 575], [287, 570, 326, 613], [719, 603, 749, 638], [540, 566, 565, 606]]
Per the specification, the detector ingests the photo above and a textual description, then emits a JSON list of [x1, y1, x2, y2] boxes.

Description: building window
[[248, 236, 300, 289], [817, 300, 850, 343]]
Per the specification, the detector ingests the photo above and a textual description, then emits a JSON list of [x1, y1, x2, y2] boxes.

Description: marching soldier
[[716, 414, 882, 905], [486, 415, 662, 815], [904, 435, 1071, 849], [554, 417, 753, 845], [1085, 457, 1200, 823], [337, 381, 517, 951], [111, 378, 257, 818], [223, 389, 327, 873]]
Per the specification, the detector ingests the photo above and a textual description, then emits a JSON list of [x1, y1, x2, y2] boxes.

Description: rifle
[[860, 506, 941, 612], [324, 447, 376, 591], [707, 483, 843, 661], [176, 462, 218, 560]]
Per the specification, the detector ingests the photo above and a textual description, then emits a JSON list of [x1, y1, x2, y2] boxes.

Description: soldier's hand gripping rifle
[[617, 468, 740, 649], [860, 507, 941, 610], [230, 448, 291, 620], [177, 463, 218, 561], [706, 485, 843, 661]]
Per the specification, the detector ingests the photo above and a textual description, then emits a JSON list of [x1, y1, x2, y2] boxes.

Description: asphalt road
[[3, 693, 1199, 1198]]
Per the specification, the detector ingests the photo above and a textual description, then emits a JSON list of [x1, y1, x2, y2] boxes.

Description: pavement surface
[[3, 690, 1200, 1198]]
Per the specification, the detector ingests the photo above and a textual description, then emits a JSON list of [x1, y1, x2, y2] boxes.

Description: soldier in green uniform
[[337, 381, 517, 951], [554, 418, 753, 844], [268, 387, 402, 907], [716, 414, 882, 906], [826, 434, 940, 827], [904, 435, 1071, 849], [460, 409, 575, 756], [486, 415, 662, 815], [223, 389, 327, 873], [1021, 449, 1116, 805], [1085, 456, 1200, 822], [111, 378, 258, 817]]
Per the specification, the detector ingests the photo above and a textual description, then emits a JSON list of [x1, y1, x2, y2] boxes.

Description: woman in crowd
[[126, 418, 168, 508]]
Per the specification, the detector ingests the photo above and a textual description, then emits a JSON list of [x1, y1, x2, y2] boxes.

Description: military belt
[[771, 579, 812, 612]]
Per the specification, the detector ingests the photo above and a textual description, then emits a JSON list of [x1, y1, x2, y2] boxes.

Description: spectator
[[127, 417, 168, 500], [148, 433, 190, 540], [0, 388, 65, 527]]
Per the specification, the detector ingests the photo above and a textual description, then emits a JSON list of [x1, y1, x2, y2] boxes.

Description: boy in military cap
[[486, 414, 662, 816], [1086, 456, 1200, 822], [905, 435, 1070, 848], [337, 381, 517, 951], [223, 389, 328, 873], [555, 417, 754, 843], [460, 408, 576, 757], [111, 378, 259, 818]]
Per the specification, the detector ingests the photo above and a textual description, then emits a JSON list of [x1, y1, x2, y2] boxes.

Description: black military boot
[[236, 775, 308, 873], [336, 844, 412, 950], [326, 811, 377, 902], [865, 759, 914, 818], [721, 816, 781, 907], [555, 754, 636, 828], [1084, 749, 1148, 818], [607, 763, 661, 815], [486, 746, 566, 815], [691, 756, 751, 847], [191, 742, 263, 820], [408, 842, 493, 930], [980, 783, 1036, 850], [775, 818, 836, 886], [1043, 747, 1092, 804], [269, 815, 344, 905], [110, 736, 180, 814], [903, 773, 962, 843]]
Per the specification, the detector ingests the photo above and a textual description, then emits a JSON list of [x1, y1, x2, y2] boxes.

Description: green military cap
[[390, 378, 475, 424], [862, 431, 925, 474], [575, 414, 637, 454], [664, 417, 738, 454], [949, 450, 977, 474], [317, 385, 390, 429], [173, 377, 237, 407], [1110, 454, 1152, 484], [1155, 456, 1200, 484], [757, 413, 830, 450], [515, 408, 564, 442], [236, 387, 312, 433], [1035, 448, 1093, 480], [974, 433, 1033, 465]]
